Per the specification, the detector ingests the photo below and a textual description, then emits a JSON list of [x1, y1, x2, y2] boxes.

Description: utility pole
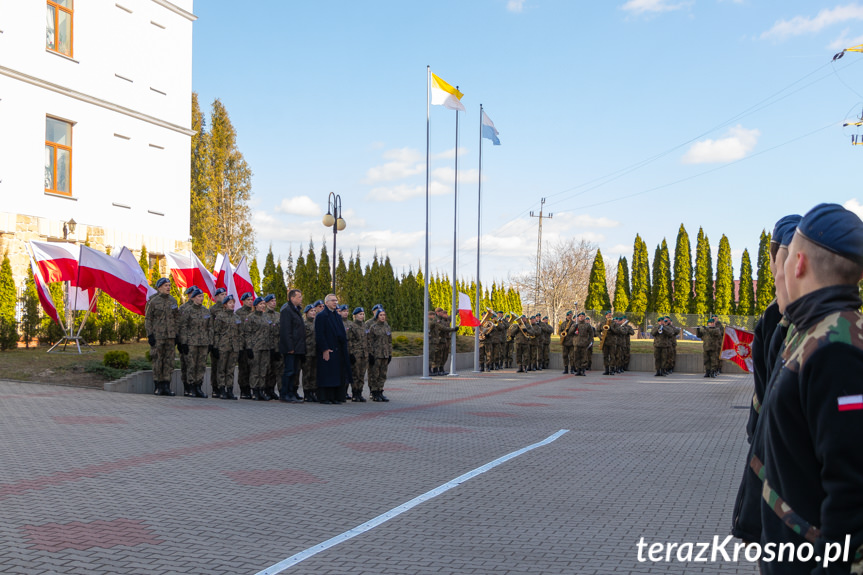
[[530, 198, 552, 316]]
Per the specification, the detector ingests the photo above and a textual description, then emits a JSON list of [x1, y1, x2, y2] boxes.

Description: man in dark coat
[[314, 293, 351, 404], [278, 289, 305, 402]]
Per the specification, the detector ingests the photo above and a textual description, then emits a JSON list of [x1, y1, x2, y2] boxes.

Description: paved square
[[1, 367, 759, 574]]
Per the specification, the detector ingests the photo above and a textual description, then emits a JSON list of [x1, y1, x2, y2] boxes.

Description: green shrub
[[83, 361, 126, 381], [103, 350, 129, 369], [393, 335, 409, 345], [0, 318, 18, 351]]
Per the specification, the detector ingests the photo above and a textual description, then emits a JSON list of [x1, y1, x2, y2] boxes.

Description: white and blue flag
[[481, 110, 500, 145]]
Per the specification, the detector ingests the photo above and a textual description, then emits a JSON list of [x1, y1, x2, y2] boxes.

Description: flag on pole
[[29, 256, 59, 324], [77, 245, 148, 316], [216, 255, 239, 312], [720, 325, 755, 373], [190, 251, 217, 298], [233, 256, 256, 300], [165, 252, 196, 292], [481, 110, 500, 145], [68, 285, 95, 311], [431, 72, 465, 112], [214, 253, 225, 287], [29, 241, 79, 284], [457, 291, 481, 327], [112, 246, 154, 313]]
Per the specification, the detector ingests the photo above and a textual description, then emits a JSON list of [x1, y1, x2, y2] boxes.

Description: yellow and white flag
[[431, 72, 465, 112]]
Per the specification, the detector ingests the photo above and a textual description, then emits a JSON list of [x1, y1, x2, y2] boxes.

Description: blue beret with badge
[[184, 285, 198, 295], [353, 307, 364, 315], [796, 203, 863, 265], [303, 304, 313, 314], [214, 287, 226, 296], [264, 294, 275, 302], [253, 297, 264, 307], [155, 277, 170, 288], [313, 300, 324, 308], [772, 214, 802, 247], [240, 292, 253, 301], [223, 294, 235, 304]]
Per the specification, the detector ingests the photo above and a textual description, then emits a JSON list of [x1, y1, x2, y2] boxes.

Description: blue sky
[[192, 0, 863, 287]]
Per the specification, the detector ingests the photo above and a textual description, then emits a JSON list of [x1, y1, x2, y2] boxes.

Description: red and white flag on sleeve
[[457, 292, 481, 327], [720, 325, 756, 373], [29, 240, 78, 284], [29, 256, 60, 325]]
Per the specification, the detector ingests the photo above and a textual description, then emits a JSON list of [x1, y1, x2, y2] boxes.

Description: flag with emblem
[[720, 325, 755, 373]]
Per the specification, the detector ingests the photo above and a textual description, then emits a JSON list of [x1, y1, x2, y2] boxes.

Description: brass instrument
[[478, 309, 496, 337], [516, 315, 534, 339], [560, 318, 573, 338]]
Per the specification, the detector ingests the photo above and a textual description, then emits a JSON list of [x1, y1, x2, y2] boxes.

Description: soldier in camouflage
[[212, 294, 241, 399], [501, 314, 513, 368], [663, 317, 680, 374], [572, 312, 592, 376], [696, 317, 723, 377], [243, 297, 273, 401], [508, 315, 530, 373], [651, 316, 672, 376], [347, 307, 369, 401], [539, 316, 553, 369], [177, 285, 197, 395], [435, 308, 458, 375], [178, 287, 211, 398], [367, 308, 393, 402], [235, 292, 255, 399], [301, 304, 318, 402], [559, 311, 575, 374], [620, 316, 635, 371], [145, 278, 179, 396], [264, 294, 282, 400]]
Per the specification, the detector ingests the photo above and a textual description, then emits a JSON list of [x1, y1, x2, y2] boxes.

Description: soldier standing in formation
[[178, 287, 210, 398], [367, 308, 393, 401], [560, 310, 575, 374], [177, 285, 197, 396], [145, 277, 178, 396], [619, 316, 634, 371], [508, 315, 530, 372], [572, 312, 592, 376], [666, 317, 680, 373], [600, 312, 614, 375], [347, 307, 368, 401], [492, 311, 506, 369], [212, 294, 240, 400], [539, 316, 553, 369], [503, 314, 514, 368], [235, 292, 255, 399], [301, 304, 318, 402], [696, 316, 723, 377], [651, 317, 672, 377], [243, 297, 273, 401], [263, 294, 282, 400], [434, 308, 458, 375]]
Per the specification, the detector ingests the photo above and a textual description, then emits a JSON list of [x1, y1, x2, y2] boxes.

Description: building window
[[45, 117, 72, 196], [46, 0, 73, 57]]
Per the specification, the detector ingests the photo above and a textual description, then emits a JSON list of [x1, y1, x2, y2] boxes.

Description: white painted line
[[255, 429, 570, 574]]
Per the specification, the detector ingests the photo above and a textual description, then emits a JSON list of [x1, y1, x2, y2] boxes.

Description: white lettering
[[694, 542, 710, 562], [636, 537, 647, 562], [744, 543, 762, 562], [676, 542, 694, 562], [712, 535, 733, 562], [648, 542, 664, 562], [762, 542, 776, 563], [797, 543, 814, 562], [665, 542, 678, 562], [732, 541, 746, 561], [844, 534, 852, 563], [777, 542, 795, 562]]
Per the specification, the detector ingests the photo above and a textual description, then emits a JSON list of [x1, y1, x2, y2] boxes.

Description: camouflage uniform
[[436, 315, 457, 373], [539, 320, 553, 368], [177, 298, 192, 390], [491, 317, 506, 369], [235, 304, 254, 397], [301, 315, 317, 398], [572, 319, 593, 374], [665, 323, 680, 372], [651, 324, 672, 375], [367, 319, 393, 397], [696, 324, 723, 376], [347, 317, 369, 399], [599, 317, 614, 374], [213, 306, 243, 398], [560, 317, 576, 373], [265, 308, 282, 398], [501, 317, 513, 368], [479, 325, 492, 371], [243, 310, 271, 396], [178, 302, 212, 397], [145, 293, 179, 385], [508, 319, 530, 372]]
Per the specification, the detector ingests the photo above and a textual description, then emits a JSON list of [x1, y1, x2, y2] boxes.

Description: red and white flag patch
[[838, 395, 863, 412]]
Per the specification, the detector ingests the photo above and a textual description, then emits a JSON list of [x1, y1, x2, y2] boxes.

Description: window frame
[[45, 116, 73, 197], [46, 0, 74, 58]]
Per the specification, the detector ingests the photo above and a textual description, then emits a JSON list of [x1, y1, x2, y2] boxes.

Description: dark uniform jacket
[[754, 285, 863, 574], [315, 307, 350, 388], [279, 303, 306, 356]]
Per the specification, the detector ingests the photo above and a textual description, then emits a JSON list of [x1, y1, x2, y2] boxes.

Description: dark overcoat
[[314, 307, 350, 388], [279, 303, 306, 356]]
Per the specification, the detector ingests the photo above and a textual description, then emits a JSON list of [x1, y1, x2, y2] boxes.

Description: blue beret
[[353, 307, 364, 315], [223, 294, 235, 304], [303, 304, 313, 313], [372, 304, 382, 311], [240, 292, 253, 301], [264, 294, 275, 302], [155, 277, 170, 288], [214, 287, 226, 296], [374, 308, 384, 319], [190, 287, 203, 298], [797, 203, 863, 265], [184, 285, 199, 295], [337, 304, 348, 311], [313, 300, 324, 308], [253, 297, 264, 307], [772, 214, 802, 247]]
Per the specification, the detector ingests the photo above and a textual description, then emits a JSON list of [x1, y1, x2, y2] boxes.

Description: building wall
[[0, 0, 194, 287]]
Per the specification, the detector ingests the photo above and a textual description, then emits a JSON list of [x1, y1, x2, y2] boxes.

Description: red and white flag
[[112, 246, 153, 314], [721, 325, 755, 373], [233, 256, 256, 301], [216, 255, 240, 313], [457, 292, 481, 327], [190, 251, 216, 298], [165, 251, 195, 293], [29, 256, 60, 325], [214, 253, 226, 288], [838, 395, 863, 412], [77, 245, 147, 316], [29, 240, 78, 284]]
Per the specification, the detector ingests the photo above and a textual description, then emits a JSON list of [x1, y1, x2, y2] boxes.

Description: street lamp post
[[322, 192, 346, 294]]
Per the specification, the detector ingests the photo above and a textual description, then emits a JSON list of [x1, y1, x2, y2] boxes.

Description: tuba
[[479, 309, 496, 336]]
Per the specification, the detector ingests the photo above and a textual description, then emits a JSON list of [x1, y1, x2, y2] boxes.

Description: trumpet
[[658, 325, 664, 334]]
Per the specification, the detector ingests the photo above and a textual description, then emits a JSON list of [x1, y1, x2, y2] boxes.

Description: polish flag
[[77, 245, 147, 315], [112, 246, 154, 314], [68, 285, 95, 312], [216, 256, 240, 313], [233, 256, 256, 301], [721, 325, 755, 373], [165, 252, 195, 292], [838, 395, 863, 412], [29, 241, 78, 284], [190, 251, 216, 298], [457, 291, 481, 327], [214, 253, 226, 288], [29, 256, 60, 324]]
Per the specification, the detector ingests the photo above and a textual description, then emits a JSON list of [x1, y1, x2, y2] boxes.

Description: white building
[[0, 0, 195, 287]]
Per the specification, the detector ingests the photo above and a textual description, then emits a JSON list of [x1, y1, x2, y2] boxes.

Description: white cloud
[[844, 198, 863, 220], [432, 147, 469, 160], [681, 125, 760, 164], [828, 29, 863, 50], [761, 4, 863, 40], [621, 0, 693, 15], [274, 195, 321, 217], [363, 147, 424, 183], [507, 0, 526, 12], [554, 212, 621, 229]]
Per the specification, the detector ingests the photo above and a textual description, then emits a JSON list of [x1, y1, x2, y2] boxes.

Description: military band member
[[539, 316, 553, 369], [178, 287, 211, 398], [696, 317, 723, 377], [560, 310, 575, 373], [663, 317, 680, 374], [491, 311, 506, 369], [502, 313, 513, 368], [572, 312, 592, 376], [146, 278, 179, 396], [584, 316, 596, 370]]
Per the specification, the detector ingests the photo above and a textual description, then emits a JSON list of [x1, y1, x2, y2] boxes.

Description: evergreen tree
[[755, 230, 775, 315], [249, 257, 261, 296], [190, 92, 215, 263], [273, 261, 288, 303], [0, 252, 16, 323], [692, 227, 714, 315], [42, 281, 66, 344], [715, 234, 734, 315], [138, 245, 149, 278], [672, 224, 692, 314], [613, 257, 630, 313], [305, 240, 319, 303], [737, 248, 755, 316], [261, 245, 277, 296], [293, 244, 307, 295], [96, 289, 116, 345], [283, 247, 295, 289], [20, 269, 41, 347], [585, 249, 612, 312], [628, 235, 651, 318], [335, 251, 348, 304], [318, 243, 332, 296]]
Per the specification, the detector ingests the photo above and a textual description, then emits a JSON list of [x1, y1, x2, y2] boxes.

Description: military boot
[[163, 382, 176, 396], [517, 365, 524, 373], [194, 385, 208, 398], [655, 370, 663, 377], [378, 391, 389, 402], [603, 367, 610, 375], [183, 383, 193, 397], [211, 386, 221, 398]]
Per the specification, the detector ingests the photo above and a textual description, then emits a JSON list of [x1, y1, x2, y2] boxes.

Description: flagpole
[[449, 92, 459, 377], [422, 66, 431, 380], [474, 104, 483, 373]]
